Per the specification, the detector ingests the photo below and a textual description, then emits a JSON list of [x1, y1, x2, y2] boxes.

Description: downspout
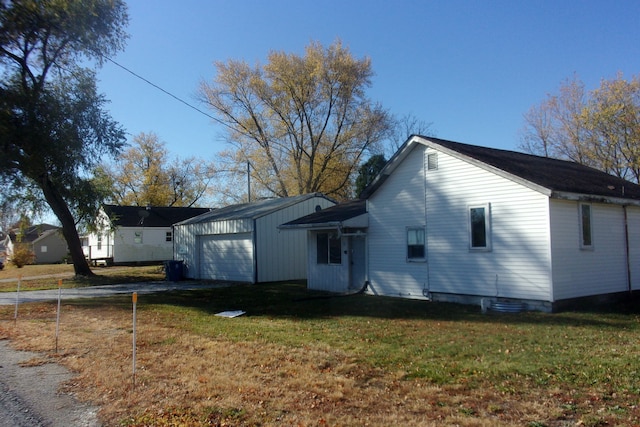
[[623, 205, 632, 293], [252, 219, 258, 284]]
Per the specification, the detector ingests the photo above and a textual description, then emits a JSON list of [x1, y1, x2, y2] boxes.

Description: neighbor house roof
[[361, 136, 640, 203], [279, 199, 367, 229], [177, 193, 335, 225], [103, 205, 211, 228], [8, 224, 60, 243]]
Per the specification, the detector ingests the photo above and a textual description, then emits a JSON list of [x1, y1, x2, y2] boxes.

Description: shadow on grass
[[62, 281, 640, 328]]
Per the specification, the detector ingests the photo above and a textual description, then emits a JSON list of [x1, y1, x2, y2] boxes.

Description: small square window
[[166, 231, 172, 242], [134, 231, 143, 244]]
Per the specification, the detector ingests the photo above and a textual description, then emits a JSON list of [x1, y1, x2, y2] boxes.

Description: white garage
[[173, 193, 335, 283]]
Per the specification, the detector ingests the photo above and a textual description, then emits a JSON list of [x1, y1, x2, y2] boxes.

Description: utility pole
[[247, 161, 251, 202]]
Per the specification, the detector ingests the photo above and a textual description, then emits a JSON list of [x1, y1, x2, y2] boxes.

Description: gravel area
[[0, 341, 100, 427]]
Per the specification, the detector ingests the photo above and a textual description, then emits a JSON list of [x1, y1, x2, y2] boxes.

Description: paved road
[[0, 281, 229, 305]]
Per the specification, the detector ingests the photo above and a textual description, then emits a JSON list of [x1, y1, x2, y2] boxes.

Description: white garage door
[[199, 233, 254, 282]]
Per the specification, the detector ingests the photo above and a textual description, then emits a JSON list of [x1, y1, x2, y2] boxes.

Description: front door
[[349, 236, 366, 290]]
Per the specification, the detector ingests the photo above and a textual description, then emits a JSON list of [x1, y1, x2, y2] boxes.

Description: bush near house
[[10, 243, 36, 268]]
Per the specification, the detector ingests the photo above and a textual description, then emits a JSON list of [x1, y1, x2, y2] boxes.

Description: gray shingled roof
[[281, 199, 366, 227], [362, 136, 640, 201], [177, 193, 333, 225], [104, 205, 210, 227]]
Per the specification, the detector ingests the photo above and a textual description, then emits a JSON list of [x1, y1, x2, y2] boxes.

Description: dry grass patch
[[0, 264, 164, 291], [1, 284, 639, 426]]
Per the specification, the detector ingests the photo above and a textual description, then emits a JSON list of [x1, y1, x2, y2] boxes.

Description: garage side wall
[[173, 218, 253, 279], [256, 197, 335, 282]]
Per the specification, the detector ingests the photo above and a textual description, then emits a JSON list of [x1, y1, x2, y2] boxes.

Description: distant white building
[[84, 205, 209, 265]]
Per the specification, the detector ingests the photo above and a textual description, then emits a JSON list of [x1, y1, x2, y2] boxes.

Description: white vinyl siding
[[627, 206, 640, 291], [368, 144, 553, 301], [550, 200, 629, 300], [368, 144, 429, 298], [113, 227, 174, 263], [306, 231, 349, 293], [424, 147, 552, 301]]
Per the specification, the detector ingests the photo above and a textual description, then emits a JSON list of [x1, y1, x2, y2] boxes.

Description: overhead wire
[[101, 55, 232, 130]]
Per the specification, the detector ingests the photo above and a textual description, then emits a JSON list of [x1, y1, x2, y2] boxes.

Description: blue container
[[165, 260, 184, 281]]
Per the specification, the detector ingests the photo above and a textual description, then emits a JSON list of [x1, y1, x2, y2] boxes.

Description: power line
[[102, 56, 228, 129]]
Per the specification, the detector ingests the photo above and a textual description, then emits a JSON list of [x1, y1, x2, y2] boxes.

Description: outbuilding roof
[[103, 205, 210, 227], [280, 199, 366, 229], [176, 193, 334, 225], [361, 136, 640, 203]]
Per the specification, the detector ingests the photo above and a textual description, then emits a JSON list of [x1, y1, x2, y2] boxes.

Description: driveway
[[0, 280, 229, 305]]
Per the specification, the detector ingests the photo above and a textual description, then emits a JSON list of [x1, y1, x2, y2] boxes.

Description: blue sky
[[95, 0, 640, 162]]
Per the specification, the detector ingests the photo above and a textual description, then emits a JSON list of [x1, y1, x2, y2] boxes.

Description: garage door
[[199, 233, 254, 282]]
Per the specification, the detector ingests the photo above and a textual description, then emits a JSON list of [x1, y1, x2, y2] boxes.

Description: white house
[[287, 136, 640, 312], [173, 193, 335, 283], [85, 205, 210, 265]]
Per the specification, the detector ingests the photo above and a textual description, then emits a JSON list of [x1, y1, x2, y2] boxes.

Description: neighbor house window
[[134, 231, 143, 244], [316, 232, 342, 264], [407, 227, 426, 261], [97, 234, 102, 250], [166, 231, 172, 242], [40, 245, 48, 253], [469, 204, 491, 250], [579, 203, 593, 249]]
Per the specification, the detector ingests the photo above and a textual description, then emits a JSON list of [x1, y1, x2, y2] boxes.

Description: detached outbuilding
[[173, 193, 335, 283]]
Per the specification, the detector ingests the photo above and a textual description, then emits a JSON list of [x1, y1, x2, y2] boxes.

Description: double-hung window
[[317, 232, 342, 264], [469, 204, 491, 250], [407, 227, 426, 261]]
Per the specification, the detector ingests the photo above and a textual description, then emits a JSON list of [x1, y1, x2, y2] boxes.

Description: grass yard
[[1, 280, 639, 426], [0, 263, 165, 291]]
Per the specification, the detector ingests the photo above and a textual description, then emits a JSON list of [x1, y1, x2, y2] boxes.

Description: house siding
[[550, 200, 630, 300], [255, 197, 334, 282], [424, 147, 552, 301], [368, 144, 553, 301], [368, 144, 429, 298], [306, 230, 350, 293], [112, 226, 174, 263], [628, 206, 640, 291]]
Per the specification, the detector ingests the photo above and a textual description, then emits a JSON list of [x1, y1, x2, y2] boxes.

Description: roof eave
[[551, 191, 640, 206]]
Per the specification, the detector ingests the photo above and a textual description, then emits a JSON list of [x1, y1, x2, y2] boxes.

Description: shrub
[[11, 243, 36, 268]]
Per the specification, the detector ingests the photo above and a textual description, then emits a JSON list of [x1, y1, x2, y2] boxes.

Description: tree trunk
[[40, 174, 94, 277]]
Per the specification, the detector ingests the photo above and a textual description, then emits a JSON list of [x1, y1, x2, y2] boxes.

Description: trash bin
[[164, 260, 184, 281]]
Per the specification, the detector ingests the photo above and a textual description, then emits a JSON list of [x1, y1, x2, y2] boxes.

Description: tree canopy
[[520, 73, 640, 183], [97, 132, 216, 207], [199, 40, 394, 201], [0, 0, 129, 275]]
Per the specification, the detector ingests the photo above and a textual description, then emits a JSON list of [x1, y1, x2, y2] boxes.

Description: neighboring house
[[286, 136, 640, 312], [85, 205, 210, 265], [4, 224, 68, 264], [173, 193, 335, 283], [280, 199, 368, 293]]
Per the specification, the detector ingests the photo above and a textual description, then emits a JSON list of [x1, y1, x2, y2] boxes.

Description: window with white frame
[[134, 231, 143, 244], [166, 231, 172, 242], [97, 234, 102, 250], [469, 204, 491, 250], [316, 232, 342, 264], [407, 227, 426, 261], [579, 203, 593, 249]]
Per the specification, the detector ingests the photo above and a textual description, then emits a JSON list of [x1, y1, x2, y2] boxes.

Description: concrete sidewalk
[[0, 281, 229, 305]]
